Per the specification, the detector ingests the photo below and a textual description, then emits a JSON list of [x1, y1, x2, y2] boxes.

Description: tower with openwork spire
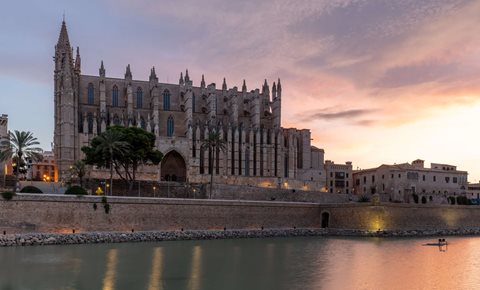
[[54, 20, 79, 179]]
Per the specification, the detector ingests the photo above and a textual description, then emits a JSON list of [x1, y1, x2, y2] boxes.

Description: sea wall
[[0, 195, 320, 234], [1, 195, 480, 235]]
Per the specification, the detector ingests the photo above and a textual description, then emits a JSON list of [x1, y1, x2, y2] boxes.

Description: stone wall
[[2, 195, 480, 235], [0, 195, 320, 234]]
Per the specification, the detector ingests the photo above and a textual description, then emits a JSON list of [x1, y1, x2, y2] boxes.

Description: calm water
[[1, 236, 480, 290]]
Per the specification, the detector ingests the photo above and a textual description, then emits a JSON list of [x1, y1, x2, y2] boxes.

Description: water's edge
[[2, 228, 480, 247]]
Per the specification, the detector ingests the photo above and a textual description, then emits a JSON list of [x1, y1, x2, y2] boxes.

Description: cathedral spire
[[56, 20, 71, 49], [125, 64, 132, 79], [262, 79, 270, 95], [201, 74, 205, 88], [99, 60, 105, 77], [150, 66, 157, 81], [222, 77, 227, 91], [74, 46, 81, 72], [185, 69, 190, 83], [272, 81, 277, 99], [179, 72, 184, 85], [277, 78, 282, 98], [242, 79, 247, 92]]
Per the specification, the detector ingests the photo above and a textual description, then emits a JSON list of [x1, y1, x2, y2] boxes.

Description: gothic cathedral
[[54, 21, 326, 190]]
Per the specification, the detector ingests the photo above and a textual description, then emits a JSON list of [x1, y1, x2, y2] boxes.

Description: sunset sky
[[1, 0, 479, 181]]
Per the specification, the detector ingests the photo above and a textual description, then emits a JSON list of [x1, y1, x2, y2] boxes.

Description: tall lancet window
[[112, 85, 119, 107], [87, 112, 94, 134], [136, 87, 143, 109], [167, 116, 174, 137], [192, 93, 196, 113], [87, 83, 94, 105], [163, 90, 171, 111]]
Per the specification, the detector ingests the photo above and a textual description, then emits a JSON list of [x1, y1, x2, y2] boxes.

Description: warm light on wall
[[369, 214, 384, 231]]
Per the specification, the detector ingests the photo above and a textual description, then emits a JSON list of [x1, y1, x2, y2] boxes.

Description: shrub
[[104, 203, 111, 214], [1, 191, 15, 201], [357, 195, 370, 202], [448, 196, 456, 205], [421, 196, 427, 204], [456, 196, 472, 205], [64, 185, 87, 195], [20, 186, 43, 193], [412, 193, 419, 204]]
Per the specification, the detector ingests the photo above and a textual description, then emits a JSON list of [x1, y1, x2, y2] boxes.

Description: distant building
[[466, 182, 480, 199], [353, 159, 468, 201], [324, 160, 353, 194], [28, 151, 58, 182]]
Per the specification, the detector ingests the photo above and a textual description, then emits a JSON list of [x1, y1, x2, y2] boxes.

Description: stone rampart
[[2, 195, 480, 235]]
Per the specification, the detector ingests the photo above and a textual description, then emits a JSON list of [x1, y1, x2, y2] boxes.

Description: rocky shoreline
[[1, 228, 480, 247]]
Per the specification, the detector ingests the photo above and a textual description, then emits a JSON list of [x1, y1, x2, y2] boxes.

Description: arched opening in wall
[[161, 150, 186, 182], [321, 212, 330, 228]]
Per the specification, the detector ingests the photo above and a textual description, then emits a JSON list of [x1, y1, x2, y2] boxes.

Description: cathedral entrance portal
[[161, 151, 187, 182]]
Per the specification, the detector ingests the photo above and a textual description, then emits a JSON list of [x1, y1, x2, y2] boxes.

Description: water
[[1, 236, 479, 290]]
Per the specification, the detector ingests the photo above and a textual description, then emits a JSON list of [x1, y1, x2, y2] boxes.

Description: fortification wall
[[1, 195, 480, 235]]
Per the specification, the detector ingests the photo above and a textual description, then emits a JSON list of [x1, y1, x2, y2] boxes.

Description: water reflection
[[2, 237, 480, 290], [188, 245, 202, 290], [102, 249, 118, 290], [147, 247, 164, 290]]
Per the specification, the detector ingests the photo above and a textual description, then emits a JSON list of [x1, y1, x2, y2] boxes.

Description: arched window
[[163, 90, 170, 111], [136, 87, 143, 109], [112, 85, 119, 107], [87, 83, 94, 105], [167, 116, 174, 137], [192, 92, 196, 113], [87, 112, 94, 134]]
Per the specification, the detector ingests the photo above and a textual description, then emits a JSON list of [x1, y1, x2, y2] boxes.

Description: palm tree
[[201, 131, 227, 199], [0, 130, 43, 189], [94, 130, 129, 196], [70, 160, 86, 187]]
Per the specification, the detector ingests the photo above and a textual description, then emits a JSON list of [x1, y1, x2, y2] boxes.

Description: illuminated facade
[[353, 159, 468, 201], [53, 21, 327, 190]]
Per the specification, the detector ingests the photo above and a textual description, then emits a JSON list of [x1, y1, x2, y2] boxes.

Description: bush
[[421, 196, 427, 204], [65, 185, 87, 195], [20, 186, 43, 193], [412, 193, 419, 204], [448, 196, 456, 205], [456, 196, 472, 205], [357, 195, 370, 202], [1, 191, 15, 201]]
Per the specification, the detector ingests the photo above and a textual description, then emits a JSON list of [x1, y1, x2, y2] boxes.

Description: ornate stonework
[[53, 21, 327, 190]]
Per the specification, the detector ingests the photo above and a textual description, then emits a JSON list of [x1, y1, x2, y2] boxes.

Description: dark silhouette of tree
[[201, 131, 227, 198]]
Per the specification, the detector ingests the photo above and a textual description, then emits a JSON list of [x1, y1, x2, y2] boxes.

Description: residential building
[[325, 160, 353, 194], [353, 159, 468, 202]]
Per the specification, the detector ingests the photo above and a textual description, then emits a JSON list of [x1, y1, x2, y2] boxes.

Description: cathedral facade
[[54, 21, 326, 190]]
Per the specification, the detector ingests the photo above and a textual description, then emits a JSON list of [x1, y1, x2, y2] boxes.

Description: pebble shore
[[1, 228, 480, 247]]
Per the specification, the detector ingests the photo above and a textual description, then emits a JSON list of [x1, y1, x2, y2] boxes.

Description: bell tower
[[53, 20, 77, 180]]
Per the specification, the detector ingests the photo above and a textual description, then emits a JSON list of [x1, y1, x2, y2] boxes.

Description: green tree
[[82, 128, 129, 195], [70, 160, 86, 187], [201, 131, 227, 199], [82, 126, 163, 194], [0, 130, 42, 187]]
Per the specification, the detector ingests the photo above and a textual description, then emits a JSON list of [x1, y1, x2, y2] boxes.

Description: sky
[[1, 0, 479, 181]]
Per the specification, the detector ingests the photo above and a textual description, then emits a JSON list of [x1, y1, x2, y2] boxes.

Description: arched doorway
[[161, 151, 186, 182], [321, 212, 330, 228]]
